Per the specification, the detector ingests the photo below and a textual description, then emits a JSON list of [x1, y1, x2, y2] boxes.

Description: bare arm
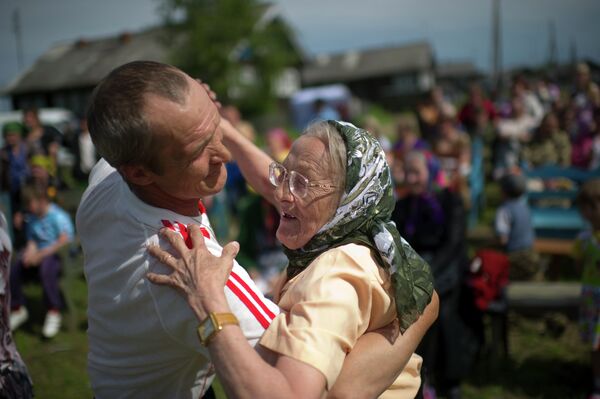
[[148, 225, 325, 399], [220, 119, 277, 207], [37, 232, 70, 258], [208, 319, 326, 399], [26, 233, 71, 267], [329, 291, 439, 399]]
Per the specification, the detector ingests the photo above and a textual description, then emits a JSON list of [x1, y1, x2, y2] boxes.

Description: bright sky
[[0, 0, 599, 89]]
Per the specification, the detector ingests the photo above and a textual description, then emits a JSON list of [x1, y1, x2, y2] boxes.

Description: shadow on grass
[[462, 313, 590, 399], [467, 355, 589, 399]]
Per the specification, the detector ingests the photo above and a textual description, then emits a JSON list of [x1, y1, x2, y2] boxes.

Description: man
[[79, 61, 437, 398], [22, 107, 62, 166]]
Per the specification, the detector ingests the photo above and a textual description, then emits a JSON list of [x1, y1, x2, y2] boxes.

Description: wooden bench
[[533, 238, 574, 256]]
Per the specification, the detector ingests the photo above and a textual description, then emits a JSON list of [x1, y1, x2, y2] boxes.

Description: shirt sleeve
[[147, 234, 279, 356], [146, 253, 210, 357], [55, 209, 74, 241], [259, 246, 384, 389], [495, 206, 511, 238]]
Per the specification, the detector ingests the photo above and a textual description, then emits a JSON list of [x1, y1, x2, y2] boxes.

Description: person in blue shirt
[[495, 173, 539, 280], [9, 184, 74, 338]]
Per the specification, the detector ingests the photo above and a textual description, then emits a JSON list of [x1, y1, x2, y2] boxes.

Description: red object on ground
[[468, 249, 510, 311]]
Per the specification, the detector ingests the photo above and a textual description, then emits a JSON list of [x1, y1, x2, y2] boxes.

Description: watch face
[[199, 320, 215, 342]]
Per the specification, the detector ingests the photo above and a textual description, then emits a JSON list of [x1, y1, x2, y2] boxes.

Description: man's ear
[[119, 164, 155, 186]]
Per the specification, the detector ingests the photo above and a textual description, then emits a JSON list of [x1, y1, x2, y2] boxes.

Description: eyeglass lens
[[270, 164, 309, 198]]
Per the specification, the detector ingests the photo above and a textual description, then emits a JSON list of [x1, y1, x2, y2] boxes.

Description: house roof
[[4, 3, 305, 96], [436, 61, 483, 79], [302, 41, 433, 85], [4, 27, 168, 95]]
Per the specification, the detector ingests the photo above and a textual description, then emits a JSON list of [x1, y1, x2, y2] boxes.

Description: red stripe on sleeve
[[230, 271, 277, 320], [226, 280, 271, 329]]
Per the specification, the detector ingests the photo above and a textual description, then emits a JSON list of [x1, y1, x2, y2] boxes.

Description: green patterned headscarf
[[284, 120, 434, 332]]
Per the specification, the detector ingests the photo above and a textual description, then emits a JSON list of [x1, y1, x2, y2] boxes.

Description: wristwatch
[[197, 312, 239, 346]]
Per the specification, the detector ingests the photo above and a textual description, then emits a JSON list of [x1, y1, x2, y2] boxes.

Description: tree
[[161, 0, 301, 115]]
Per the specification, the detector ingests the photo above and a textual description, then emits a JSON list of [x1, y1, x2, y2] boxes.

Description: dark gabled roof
[[4, 3, 305, 96], [302, 41, 433, 85], [436, 61, 484, 79], [4, 27, 169, 95]]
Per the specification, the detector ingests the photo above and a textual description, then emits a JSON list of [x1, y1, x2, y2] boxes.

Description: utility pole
[[491, 0, 502, 92], [12, 8, 24, 72], [570, 37, 578, 66], [548, 20, 558, 70]]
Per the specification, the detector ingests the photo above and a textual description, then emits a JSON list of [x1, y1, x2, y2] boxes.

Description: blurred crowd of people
[[0, 108, 90, 339]]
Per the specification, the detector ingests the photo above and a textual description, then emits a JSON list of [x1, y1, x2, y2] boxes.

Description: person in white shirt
[[79, 60, 437, 399]]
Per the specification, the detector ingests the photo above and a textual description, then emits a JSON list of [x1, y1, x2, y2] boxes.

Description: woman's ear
[[119, 164, 155, 186]]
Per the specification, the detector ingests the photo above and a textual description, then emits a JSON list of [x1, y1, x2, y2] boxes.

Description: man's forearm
[[328, 291, 439, 399], [222, 122, 277, 207]]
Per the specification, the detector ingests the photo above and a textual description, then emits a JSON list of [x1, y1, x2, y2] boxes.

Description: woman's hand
[[196, 79, 221, 109], [147, 224, 240, 321]]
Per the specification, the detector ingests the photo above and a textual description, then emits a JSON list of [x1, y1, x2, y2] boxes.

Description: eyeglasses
[[269, 162, 336, 199]]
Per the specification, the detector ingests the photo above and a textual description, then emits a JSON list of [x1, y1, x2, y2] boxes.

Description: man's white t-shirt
[[77, 159, 279, 399]]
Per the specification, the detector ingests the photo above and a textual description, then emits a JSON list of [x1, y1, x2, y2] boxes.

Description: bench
[[484, 281, 581, 358], [507, 281, 580, 310], [532, 237, 574, 256], [526, 165, 600, 240]]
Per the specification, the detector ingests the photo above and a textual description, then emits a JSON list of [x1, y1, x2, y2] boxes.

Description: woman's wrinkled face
[[404, 155, 429, 195], [274, 136, 341, 250]]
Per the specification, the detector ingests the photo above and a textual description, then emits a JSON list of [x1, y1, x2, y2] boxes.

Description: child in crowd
[[9, 185, 74, 338], [495, 173, 539, 280], [574, 179, 600, 399]]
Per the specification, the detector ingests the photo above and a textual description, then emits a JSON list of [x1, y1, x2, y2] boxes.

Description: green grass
[[14, 275, 92, 398]]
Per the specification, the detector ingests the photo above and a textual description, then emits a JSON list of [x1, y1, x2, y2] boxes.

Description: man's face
[[23, 111, 39, 129], [144, 75, 231, 200]]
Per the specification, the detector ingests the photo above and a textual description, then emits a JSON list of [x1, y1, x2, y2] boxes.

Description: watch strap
[[197, 312, 239, 346]]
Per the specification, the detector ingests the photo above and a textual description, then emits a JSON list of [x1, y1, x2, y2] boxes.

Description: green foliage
[[161, 0, 301, 116]]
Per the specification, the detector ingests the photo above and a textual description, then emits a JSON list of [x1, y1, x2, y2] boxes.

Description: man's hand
[[328, 292, 440, 399]]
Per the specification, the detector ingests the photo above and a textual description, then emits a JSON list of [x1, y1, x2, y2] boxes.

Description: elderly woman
[[392, 150, 468, 399], [148, 121, 436, 399]]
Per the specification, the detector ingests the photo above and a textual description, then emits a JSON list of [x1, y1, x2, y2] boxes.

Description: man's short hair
[[86, 61, 190, 173]]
